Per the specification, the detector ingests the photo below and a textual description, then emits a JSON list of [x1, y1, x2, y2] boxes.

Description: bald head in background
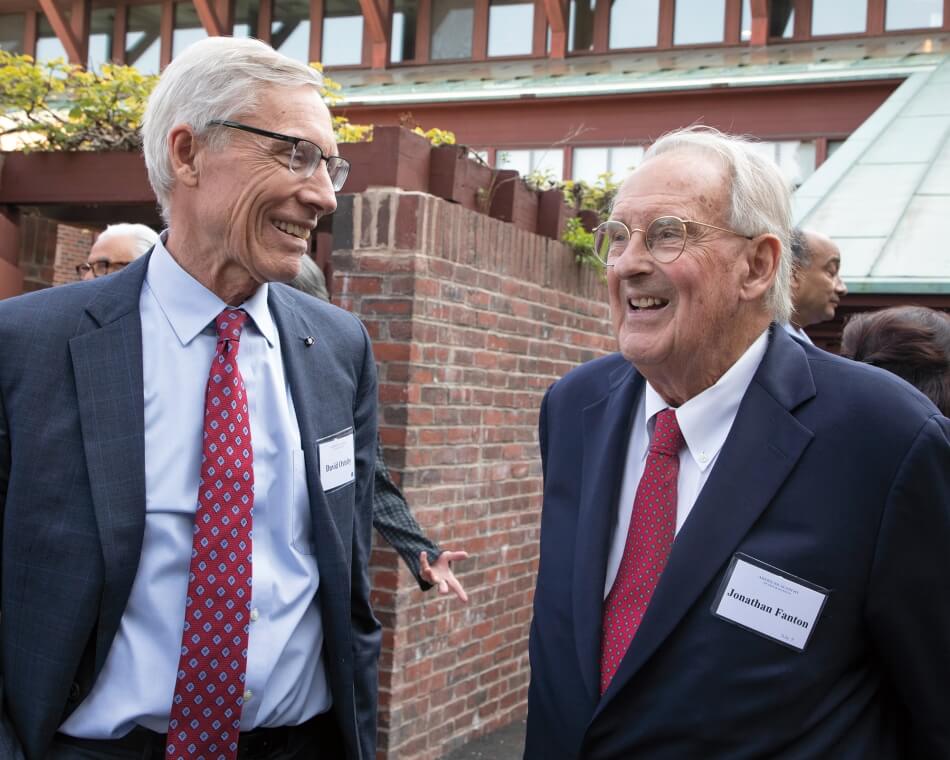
[[789, 228, 847, 329]]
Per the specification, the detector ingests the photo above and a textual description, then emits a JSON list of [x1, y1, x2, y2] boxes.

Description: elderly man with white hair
[[525, 127, 950, 759], [76, 223, 159, 280], [0, 37, 378, 760]]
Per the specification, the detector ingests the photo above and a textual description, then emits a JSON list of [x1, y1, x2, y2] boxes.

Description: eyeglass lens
[[594, 217, 688, 265], [290, 142, 349, 191]]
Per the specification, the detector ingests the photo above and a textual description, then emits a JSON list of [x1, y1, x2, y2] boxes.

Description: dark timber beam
[[192, 0, 226, 38], [37, 0, 86, 64], [358, 0, 389, 69]]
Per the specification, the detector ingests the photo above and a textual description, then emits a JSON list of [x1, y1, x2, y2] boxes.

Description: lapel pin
[[304, 336, 315, 347]]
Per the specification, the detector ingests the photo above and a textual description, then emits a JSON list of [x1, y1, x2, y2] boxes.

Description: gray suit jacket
[[0, 254, 380, 759]]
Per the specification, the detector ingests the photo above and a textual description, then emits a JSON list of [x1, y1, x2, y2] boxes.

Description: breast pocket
[[290, 449, 316, 555]]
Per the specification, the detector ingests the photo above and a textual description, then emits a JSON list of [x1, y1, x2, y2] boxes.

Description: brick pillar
[[53, 223, 97, 286], [333, 189, 614, 759]]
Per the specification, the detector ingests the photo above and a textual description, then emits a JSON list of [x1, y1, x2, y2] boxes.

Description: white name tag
[[318, 428, 355, 492], [711, 553, 829, 651]]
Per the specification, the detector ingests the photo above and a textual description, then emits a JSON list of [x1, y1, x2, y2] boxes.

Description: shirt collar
[[643, 329, 769, 472], [145, 232, 276, 347]]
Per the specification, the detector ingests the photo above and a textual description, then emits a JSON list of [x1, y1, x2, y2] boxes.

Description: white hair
[[643, 126, 793, 324], [95, 223, 159, 258], [141, 37, 323, 220]]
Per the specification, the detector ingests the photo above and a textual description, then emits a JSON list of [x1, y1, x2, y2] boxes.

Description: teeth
[[630, 296, 668, 309], [273, 220, 311, 240]]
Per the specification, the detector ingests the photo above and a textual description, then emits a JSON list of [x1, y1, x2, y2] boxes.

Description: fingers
[[446, 573, 469, 603]]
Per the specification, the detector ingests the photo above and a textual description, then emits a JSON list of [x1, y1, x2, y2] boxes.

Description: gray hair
[[141, 37, 324, 220], [290, 255, 330, 303], [643, 126, 793, 324], [96, 223, 159, 258]]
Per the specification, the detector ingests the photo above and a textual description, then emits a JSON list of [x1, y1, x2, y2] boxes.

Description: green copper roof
[[794, 53, 950, 293], [332, 34, 948, 107]]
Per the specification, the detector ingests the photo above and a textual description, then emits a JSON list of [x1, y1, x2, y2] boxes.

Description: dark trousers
[[48, 711, 344, 760]]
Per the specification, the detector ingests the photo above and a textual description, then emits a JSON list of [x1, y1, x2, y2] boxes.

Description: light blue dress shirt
[[61, 238, 330, 737]]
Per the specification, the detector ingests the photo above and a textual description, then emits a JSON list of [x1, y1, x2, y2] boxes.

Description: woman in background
[[841, 306, 950, 416]]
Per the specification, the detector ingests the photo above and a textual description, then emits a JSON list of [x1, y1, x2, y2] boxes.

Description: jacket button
[[68, 682, 81, 702]]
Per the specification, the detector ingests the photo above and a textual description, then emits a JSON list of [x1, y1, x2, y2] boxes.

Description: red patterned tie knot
[[650, 408, 684, 457], [216, 309, 248, 345]]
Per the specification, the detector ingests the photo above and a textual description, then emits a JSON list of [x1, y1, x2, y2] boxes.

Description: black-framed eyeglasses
[[76, 260, 129, 278], [593, 216, 754, 265], [207, 119, 350, 191]]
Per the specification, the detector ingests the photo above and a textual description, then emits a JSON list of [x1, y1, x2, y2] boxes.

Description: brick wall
[[53, 224, 97, 286], [331, 189, 614, 759]]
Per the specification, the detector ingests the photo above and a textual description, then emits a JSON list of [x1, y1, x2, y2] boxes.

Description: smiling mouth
[[628, 296, 670, 311], [273, 220, 312, 241]]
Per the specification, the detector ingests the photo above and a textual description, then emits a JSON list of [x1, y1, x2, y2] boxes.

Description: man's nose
[[835, 275, 847, 296], [611, 233, 654, 276]]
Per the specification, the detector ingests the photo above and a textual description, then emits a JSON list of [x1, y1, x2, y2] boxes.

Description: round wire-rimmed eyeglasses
[[593, 216, 754, 265], [207, 119, 350, 191]]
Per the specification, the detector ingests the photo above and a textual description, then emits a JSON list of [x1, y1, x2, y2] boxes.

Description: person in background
[[784, 227, 847, 344], [841, 305, 950, 415], [525, 126, 949, 759], [76, 223, 159, 280], [291, 256, 470, 601], [0, 37, 378, 759]]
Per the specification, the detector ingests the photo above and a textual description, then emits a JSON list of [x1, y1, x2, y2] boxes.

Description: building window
[[811, 0, 867, 36], [572, 146, 643, 184], [569, 0, 596, 52], [234, 0, 262, 37], [88, 8, 116, 72], [497, 148, 565, 181], [272, 0, 311, 62], [36, 15, 68, 62], [391, 0, 417, 63], [126, 4, 161, 74], [322, 0, 363, 66], [749, 140, 816, 188], [173, 3, 208, 57], [610, 0, 659, 49], [674, 0, 725, 45], [431, 0, 475, 60], [0, 14, 25, 54], [488, 0, 534, 57], [886, 0, 943, 30]]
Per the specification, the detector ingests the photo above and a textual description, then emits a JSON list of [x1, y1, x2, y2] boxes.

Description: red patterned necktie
[[167, 309, 254, 760], [600, 408, 684, 695]]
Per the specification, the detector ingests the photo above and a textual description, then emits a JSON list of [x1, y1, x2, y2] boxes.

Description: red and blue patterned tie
[[600, 408, 684, 695], [167, 309, 254, 760]]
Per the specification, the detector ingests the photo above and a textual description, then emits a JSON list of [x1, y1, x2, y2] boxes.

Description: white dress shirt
[[604, 330, 769, 597], [61, 237, 330, 737], [782, 321, 813, 345]]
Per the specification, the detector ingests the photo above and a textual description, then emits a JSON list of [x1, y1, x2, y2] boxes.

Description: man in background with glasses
[[0, 37, 378, 760], [76, 223, 159, 280], [526, 126, 949, 758]]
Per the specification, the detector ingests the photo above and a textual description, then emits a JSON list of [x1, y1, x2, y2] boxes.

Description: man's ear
[[739, 233, 781, 303], [168, 124, 201, 188]]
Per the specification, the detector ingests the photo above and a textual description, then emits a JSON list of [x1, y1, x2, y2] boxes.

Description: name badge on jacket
[[711, 553, 829, 651], [318, 427, 355, 492]]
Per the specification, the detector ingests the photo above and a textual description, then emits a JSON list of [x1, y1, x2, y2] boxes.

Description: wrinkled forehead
[[613, 149, 731, 221], [89, 234, 138, 262], [239, 83, 335, 146]]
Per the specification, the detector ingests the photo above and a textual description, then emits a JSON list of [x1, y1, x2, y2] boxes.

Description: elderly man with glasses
[[0, 37, 377, 760], [525, 127, 950, 759], [76, 223, 159, 280]]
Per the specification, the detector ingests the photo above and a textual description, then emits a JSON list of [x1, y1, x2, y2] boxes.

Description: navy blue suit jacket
[[526, 326, 950, 759], [0, 255, 380, 759]]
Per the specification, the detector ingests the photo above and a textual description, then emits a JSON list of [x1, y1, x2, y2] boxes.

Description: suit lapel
[[595, 328, 817, 713], [69, 257, 149, 672], [268, 287, 348, 584], [573, 362, 643, 703]]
